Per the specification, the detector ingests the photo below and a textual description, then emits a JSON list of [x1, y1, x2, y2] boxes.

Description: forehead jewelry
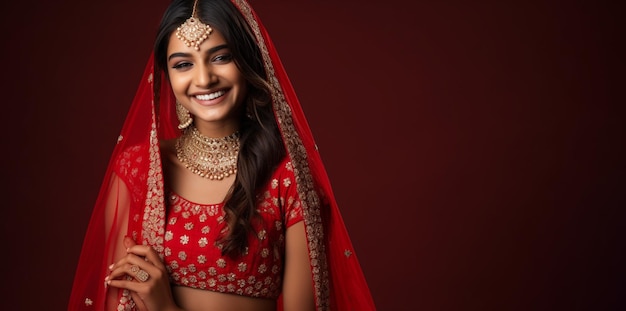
[[176, 0, 213, 51]]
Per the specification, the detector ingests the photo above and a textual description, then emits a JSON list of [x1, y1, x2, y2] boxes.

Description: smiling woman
[[167, 34, 248, 135], [67, 0, 376, 310]]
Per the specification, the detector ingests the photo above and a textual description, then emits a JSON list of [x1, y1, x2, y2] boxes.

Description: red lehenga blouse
[[68, 0, 376, 310]]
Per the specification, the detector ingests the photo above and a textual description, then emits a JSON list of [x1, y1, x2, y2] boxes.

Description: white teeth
[[196, 90, 225, 101]]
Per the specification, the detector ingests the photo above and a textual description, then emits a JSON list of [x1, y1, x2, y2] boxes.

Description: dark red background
[[1, 1, 623, 310]]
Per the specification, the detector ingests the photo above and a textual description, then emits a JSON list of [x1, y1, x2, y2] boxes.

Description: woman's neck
[[193, 120, 240, 138]]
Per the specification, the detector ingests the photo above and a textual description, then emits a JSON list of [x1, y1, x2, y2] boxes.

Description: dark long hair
[[154, 0, 285, 258]]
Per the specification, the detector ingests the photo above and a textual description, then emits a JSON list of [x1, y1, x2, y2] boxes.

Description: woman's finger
[[124, 236, 137, 249], [107, 262, 145, 282], [122, 237, 160, 267], [106, 277, 143, 293], [107, 254, 163, 283], [126, 245, 165, 270], [130, 291, 148, 311], [107, 251, 146, 273]]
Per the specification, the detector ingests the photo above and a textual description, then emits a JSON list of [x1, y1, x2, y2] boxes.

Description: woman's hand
[[106, 237, 182, 311]]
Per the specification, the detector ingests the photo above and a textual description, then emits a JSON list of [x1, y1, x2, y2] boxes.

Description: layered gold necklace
[[176, 126, 240, 180]]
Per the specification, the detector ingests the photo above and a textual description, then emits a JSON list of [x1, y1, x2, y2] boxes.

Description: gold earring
[[176, 101, 193, 129]]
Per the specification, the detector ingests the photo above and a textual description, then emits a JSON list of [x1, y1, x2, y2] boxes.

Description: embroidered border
[[143, 75, 166, 258], [232, 1, 329, 309]]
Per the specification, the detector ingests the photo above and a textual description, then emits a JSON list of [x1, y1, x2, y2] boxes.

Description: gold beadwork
[[175, 0, 212, 51], [176, 126, 239, 180], [176, 101, 193, 129]]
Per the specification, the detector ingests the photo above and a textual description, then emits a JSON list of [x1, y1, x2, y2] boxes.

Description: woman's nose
[[193, 64, 215, 87]]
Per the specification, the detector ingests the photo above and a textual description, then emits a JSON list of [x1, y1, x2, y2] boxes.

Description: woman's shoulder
[[266, 155, 298, 194], [115, 142, 150, 169], [115, 139, 175, 166], [272, 155, 294, 177], [112, 141, 153, 189]]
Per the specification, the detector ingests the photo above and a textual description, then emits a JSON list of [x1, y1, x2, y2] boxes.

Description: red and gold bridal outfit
[[68, 0, 376, 310]]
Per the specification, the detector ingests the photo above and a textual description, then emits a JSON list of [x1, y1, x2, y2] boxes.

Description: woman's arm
[[282, 221, 315, 311], [103, 174, 182, 311], [103, 174, 132, 310], [107, 237, 184, 311]]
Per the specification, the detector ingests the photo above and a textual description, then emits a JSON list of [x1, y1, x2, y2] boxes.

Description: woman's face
[[167, 28, 247, 135]]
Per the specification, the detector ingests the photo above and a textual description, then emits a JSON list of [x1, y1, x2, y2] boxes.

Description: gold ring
[[136, 269, 150, 282], [130, 265, 139, 273]]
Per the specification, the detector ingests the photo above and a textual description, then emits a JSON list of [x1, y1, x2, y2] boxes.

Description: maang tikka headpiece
[[176, 0, 213, 51]]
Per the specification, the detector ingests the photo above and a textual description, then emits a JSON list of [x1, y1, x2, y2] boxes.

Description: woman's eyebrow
[[168, 44, 229, 61]]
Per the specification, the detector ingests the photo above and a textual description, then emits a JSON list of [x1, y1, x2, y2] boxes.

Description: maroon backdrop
[[1, 1, 623, 310]]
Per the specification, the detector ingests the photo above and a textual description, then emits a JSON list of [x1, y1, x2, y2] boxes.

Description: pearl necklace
[[176, 126, 240, 180]]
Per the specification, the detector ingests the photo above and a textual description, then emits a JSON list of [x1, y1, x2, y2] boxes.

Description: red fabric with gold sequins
[[163, 158, 303, 298]]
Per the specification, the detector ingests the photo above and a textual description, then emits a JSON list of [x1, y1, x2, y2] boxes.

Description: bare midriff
[[173, 286, 277, 311]]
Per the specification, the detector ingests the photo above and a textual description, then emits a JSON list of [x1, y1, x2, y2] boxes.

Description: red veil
[[68, 0, 375, 310]]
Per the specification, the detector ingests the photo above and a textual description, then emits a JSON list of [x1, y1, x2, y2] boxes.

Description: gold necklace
[[176, 126, 240, 180]]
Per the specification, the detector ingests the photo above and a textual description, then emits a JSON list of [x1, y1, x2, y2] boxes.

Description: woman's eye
[[172, 62, 192, 70], [213, 54, 233, 63]]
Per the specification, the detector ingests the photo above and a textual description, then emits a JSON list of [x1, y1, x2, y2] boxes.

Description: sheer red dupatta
[[233, 1, 375, 309], [68, 0, 375, 310], [68, 53, 173, 310]]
